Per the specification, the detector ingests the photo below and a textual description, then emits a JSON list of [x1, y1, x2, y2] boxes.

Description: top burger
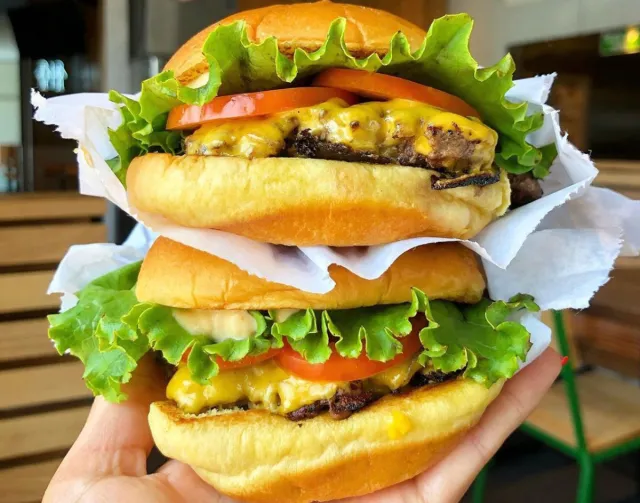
[[109, 1, 555, 246]]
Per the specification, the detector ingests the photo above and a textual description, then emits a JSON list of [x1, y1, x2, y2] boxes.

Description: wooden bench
[[0, 193, 106, 503]]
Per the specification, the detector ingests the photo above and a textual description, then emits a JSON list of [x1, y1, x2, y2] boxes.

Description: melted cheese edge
[[185, 98, 497, 173], [167, 358, 423, 415]]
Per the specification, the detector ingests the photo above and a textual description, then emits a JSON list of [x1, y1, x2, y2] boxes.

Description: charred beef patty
[[185, 98, 503, 189], [184, 98, 543, 202], [285, 368, 464, 422], [288, 129, 502, 190], [509, 173, 543, 208], [286, 382, 378, 421], [168, 356, 465, 422]]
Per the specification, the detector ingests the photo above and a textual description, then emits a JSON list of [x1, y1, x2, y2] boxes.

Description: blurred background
[[0, 1, 638, 502]]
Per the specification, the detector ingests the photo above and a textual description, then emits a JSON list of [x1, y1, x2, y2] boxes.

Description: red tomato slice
[[312, 68, 480, 118], [181, 347, 280, 370], [276, 316, 426, 382], [166, 87, 359, 130]]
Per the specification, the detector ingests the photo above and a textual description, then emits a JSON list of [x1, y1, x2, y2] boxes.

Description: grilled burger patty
[[509, 172, 544, 208], [167, 356, 463, 422], [288, 129, 502, 189], [185, 99, 498, 181], [184, 98, 542, 201], [286, 368, 463, 421]]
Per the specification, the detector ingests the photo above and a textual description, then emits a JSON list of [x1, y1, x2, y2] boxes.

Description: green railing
[[471, 310, 640, 503]]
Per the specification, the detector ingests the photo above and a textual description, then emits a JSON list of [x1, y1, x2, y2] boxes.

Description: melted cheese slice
[[185, 98, 497, 174], [167, 358, 422, 415]]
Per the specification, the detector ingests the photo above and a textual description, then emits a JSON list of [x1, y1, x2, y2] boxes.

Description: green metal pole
[[592, 436, 640, 463], [576, 452, 595, 503], [552, 310, 595, 503], [553, 311, 589, 451]]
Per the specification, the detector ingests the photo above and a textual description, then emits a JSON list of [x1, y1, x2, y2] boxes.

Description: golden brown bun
[[127, 154, 510, 246], [164, 1, 426, 85], [136, 237, 485, 309], [149, 379, 502, 503]]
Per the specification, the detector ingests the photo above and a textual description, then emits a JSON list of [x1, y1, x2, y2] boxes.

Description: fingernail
[[560, 356, 569, 366]]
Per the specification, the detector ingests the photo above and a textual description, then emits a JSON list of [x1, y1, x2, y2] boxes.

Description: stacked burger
[[49, 3, 551, 502]]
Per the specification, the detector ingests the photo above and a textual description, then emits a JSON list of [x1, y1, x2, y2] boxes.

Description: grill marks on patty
[[184, 98, 502, 189], [287, 128, 502, 190], [285, 367, 463, 422], [287, 123, 479, 172], [286, 382, 378, 421], [184, 98, 544, 201]]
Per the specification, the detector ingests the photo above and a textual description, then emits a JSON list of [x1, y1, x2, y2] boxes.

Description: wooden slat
[[526, 370, 640, 453], [0, 459, 62, 503], [0, 362, 90, 410], [580, 346, 640, 380], [593, 171, 640, 189], [591, 284, 640, 318], [0, 193, 106, 223], [0, 223, 106, 267], [0, 271, 58, 314], [0, 319, 54, 362], [589, 269, 640, 320], [575, 314, 640, 360], [0, 406, 90, 461], [615, 256, 640, 269], [571, 312, 640, 378], [595, 159, 640, 171]]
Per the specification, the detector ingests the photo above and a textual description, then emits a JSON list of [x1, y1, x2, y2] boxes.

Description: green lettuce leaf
[[49, 262, 539, 402], [108, 90, 183, 186], [419, 292, 538, 385], [108, 14, 555, 180], [128, 305, 274, 385], [47, 262, 148, 402], [270, 291, 538, 385]]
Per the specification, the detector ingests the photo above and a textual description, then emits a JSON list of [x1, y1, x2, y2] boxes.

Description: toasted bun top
[[136, 237, 485, 310], [164, 1, 426, 85]]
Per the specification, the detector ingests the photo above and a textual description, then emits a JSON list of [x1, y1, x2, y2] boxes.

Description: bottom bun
[[149, 379, 503, 503]]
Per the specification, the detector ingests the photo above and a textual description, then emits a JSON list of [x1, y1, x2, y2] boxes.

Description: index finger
[[342, 348, 561, 503], [416, 347, 562, 502]]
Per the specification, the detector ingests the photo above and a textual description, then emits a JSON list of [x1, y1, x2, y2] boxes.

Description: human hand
[[44, 348, 561, 503]]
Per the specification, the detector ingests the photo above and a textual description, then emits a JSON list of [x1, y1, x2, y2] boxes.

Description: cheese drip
[[167, 358, 423, 415], [185, 98, 497, 174]]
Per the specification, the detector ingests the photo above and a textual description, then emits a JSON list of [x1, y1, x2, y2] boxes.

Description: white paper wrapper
[[47, 225, 551, 372], [33, 74, 639, 312]]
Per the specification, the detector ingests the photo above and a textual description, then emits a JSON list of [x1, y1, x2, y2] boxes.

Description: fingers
[[342, 348, 561, 503], [154, 460, 237, 503], [55, 355, 167, 479], [416, 347, 562, 503]]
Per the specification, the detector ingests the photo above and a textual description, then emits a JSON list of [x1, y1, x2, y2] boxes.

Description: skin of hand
[[43, 348, 561, 503]]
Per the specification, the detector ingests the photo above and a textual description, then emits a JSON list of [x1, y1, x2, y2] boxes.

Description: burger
[[48, 238, 538, 502], [49, 3, 544, 501], [107, 1, 555, 246]]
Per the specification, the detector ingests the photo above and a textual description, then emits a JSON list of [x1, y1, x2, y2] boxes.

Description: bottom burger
[[49, 237, 538, 503]]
